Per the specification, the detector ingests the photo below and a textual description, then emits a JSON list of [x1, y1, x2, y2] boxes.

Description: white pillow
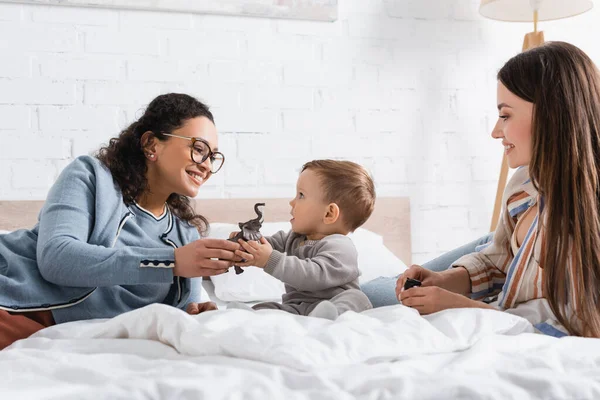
[[207, 222, 407, 302], [349, 228, 408, 284], [212, 266, 285, 302]]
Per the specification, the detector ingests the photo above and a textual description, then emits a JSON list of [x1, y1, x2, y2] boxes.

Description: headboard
[[0, 197, 411, 264]]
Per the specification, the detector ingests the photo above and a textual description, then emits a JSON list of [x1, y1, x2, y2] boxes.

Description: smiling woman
[[97, 94, 221, 230], [492, 82, 534, 169], [0, 93, 240, 350], [365, 42, 600, 339]]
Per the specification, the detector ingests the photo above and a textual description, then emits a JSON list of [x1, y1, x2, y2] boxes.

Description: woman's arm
[[437, 266, 472, 296], [36, 157, 176, 287], [37, 158, 237, 288], [451, 167, 535, 300], [399, 268, 497, 315], [399, 285, 496, 314], [396, 264, 472, 299]]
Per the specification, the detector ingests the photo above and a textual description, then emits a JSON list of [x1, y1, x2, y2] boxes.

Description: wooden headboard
[[0, 197, 411, 264]]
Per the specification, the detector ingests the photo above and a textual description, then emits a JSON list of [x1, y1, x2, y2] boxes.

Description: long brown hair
[[97, 93, 212, 234], [498, 42, 600, 337]]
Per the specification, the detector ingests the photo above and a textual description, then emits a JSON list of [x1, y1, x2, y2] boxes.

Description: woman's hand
[[399, 286, 477, 315], [228, 231, 239, 239], [186, 301, 218, 315], [173, 238, 241, 278], [395, 264, 442, 301], [234, 237, 273, 268]]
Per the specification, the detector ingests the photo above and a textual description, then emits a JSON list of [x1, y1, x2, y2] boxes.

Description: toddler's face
[[288, 169, 327, 235]]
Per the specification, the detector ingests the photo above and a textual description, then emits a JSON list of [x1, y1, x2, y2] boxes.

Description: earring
[[148, 154, 155, 159]]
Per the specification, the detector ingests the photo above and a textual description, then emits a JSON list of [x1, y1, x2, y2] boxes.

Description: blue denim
[[361, 233, 494, 308]]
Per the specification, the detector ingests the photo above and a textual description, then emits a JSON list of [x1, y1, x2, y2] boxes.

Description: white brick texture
[[1, 0, 599, 263]]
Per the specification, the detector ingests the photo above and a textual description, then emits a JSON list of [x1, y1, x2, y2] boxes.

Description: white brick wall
[[1, 0, 599, 264]]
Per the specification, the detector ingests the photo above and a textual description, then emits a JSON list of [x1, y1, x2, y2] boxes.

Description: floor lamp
[[479, 0, 594, 231]]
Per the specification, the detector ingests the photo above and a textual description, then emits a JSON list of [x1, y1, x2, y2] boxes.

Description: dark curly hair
[[96, 93, 214, 234]]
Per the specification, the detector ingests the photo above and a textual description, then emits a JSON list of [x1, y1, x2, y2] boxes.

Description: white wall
[[1, 0, 599, 263]]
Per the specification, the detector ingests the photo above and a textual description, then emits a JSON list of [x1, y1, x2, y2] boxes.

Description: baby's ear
[[323, 203, 340, 225]]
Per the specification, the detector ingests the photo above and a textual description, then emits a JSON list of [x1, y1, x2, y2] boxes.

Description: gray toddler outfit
[[250, 230, 373, 319]]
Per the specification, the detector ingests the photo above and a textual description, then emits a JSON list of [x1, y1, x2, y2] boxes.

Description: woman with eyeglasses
[[0, 93, 240, 349]]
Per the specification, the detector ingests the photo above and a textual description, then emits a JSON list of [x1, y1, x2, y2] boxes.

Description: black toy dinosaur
[[229, 202, 265, 274]]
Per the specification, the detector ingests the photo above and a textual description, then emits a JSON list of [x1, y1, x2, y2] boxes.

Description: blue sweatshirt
[[0, 155, 201, 322]]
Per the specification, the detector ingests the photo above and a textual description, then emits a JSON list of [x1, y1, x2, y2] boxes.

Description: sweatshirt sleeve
[[263, 234, 359, 291], [264, 230, 290, 252], [36, 157, 176, 288], [451, 167, 532, 300]]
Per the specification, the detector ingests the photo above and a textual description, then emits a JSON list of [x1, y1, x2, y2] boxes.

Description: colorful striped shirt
[[452, 166, 570, 337]]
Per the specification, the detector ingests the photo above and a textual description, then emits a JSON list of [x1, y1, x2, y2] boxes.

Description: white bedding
[[2, 303, 599, 399]]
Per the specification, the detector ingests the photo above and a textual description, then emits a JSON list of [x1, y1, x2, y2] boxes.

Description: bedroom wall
[[1, 0, 599, 263]]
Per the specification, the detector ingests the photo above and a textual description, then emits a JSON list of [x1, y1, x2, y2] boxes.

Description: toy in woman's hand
[[404, 278, 422, 290], [229, 202, 265, 274]]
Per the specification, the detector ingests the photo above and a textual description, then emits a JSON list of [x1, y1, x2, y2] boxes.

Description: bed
[[1, 198, 599, 399]]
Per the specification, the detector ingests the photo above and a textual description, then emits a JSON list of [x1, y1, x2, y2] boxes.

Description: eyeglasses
[[161, 133, 225, 174]]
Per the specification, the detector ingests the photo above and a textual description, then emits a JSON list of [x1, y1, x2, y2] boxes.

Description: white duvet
[[2, 304, 599, 399]]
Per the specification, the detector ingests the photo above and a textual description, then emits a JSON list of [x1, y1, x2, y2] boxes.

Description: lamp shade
[[480, 0, 593, 22]]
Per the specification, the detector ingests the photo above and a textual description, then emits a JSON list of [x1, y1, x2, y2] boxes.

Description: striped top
[[452, 166, 571, 337]]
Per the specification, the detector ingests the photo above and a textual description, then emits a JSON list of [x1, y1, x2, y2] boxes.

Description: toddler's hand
[[235, 237, 273, 268]]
